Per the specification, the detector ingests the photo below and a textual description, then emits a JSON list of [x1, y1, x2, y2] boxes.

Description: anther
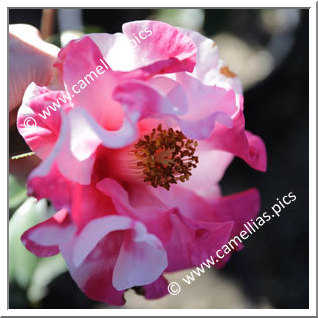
[[134, 124, 199, 190]]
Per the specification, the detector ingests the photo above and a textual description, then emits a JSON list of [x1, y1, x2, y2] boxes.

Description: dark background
[[9, 9, 309, 309]]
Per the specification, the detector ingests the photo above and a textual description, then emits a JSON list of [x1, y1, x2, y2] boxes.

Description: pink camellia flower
[[17, 20, 266, 305]]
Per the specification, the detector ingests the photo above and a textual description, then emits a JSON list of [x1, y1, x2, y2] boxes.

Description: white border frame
[[2, 1, 316, 316]]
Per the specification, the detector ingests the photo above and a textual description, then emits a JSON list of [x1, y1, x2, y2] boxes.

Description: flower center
[[133, 124, 199, 190]]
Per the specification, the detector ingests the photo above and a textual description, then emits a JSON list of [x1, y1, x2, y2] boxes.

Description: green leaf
[[27, 254, 67, 304], [9, 198, 48, 288], [9, 174, 27, 210]]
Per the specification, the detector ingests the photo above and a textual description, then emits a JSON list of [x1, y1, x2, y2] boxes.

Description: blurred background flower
[[9, 8, 309, 309]]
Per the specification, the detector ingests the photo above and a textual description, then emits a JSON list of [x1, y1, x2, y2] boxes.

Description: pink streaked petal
[[26, 110, 93, 186], [70, 182, 117, 231], [71, 215, 167, 291], [208, 103, 267, 172], [123, 20, 196, 73], [113, 222, 168, 290], [114, 76, 235, 141], [176, 72, 238, 119], [21, 209, 75, 257], [16, 83, 71, 159], [177, 27, 219, 80], [96, 178, 172, 242], [126, 73, 235, 140], [166, 187, 260, 249], [60, 230, 126, 305], [113, 80, 188, 122], [61, 36, 127, 130], [87, 33, 141, 72], [165, 211, 234, 271], [174, 72, 235, 139], [178, 27, 243, 93], [56, 28, 195, 130], [72, 215, 132, 267], [151, 186, 260, 252], [97, 179, 234, 270], [205, 188, 261, 241], [29, 107, 138, 185], [179, 111, 232, 140], [27, 163, 72, 211]]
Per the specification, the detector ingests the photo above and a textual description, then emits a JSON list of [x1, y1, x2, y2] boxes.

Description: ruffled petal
[[178, 27, 243, 93], [175, 72, 235, 139], [122, 20, 196, 73], [27, 163, 72, 211], [56, 20, 196, 76], [112, 221, 168, 291], [208, 96, 267, 172], [28, 107, 137, 185], [113, 79, 188, 120], [16, 83, 71, 159], [164, 211, 234, 271], [114, 75, 236, 141], [61, 36, 126, 130], [61, 215, 167, 304], [151, 185, 260, 252], [96, 178, 172, 242], [21, 208, 74, 257], [96, 178, 237, 270], [204, 188, 261, 243], [60, 229, 126, 305]]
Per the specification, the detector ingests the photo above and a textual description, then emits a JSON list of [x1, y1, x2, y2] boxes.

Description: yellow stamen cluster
[[134, 124, 199, 190]]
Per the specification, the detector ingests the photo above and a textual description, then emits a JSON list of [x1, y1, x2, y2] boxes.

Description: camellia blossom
[[17, 20, 266, 305]]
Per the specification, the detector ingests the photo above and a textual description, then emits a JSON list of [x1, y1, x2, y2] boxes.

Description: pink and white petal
[[179, 111, 232, 140], [27, 163, 72, 211], [170, 72, 236, 139], [60, 229, 126, 306], [151, 185, 260, 251], [113, 80, 188, 122], [97, 178, 235, 270], [29, 107, 138, 185], [60, 36, 127, 130], [96, 178, 172, 243], [178, 147, 234, 198], [176, 72, 237, 119], [72, 216, 132, 267], [205, 63, 243, 94], [57, 22, 196, 76], [123, 20, 196, 73], [178, 27, 243, 93], [208, 107, 267, 172], [165, 211, 234, 271], [21, 208, 75, 257], [26, 111, 92, 186], [177, 27, 220, 81], [115, 76, 233, 143], [70, 182, 117, 231], [205, 188, 261, 242], [166, 187, 260, 249], [57, 27, 195, 130], [71, 215, 167, 291], [113, 222, 168, 290], [17, 83, 71, 159], [87, 33, 140, 72]]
